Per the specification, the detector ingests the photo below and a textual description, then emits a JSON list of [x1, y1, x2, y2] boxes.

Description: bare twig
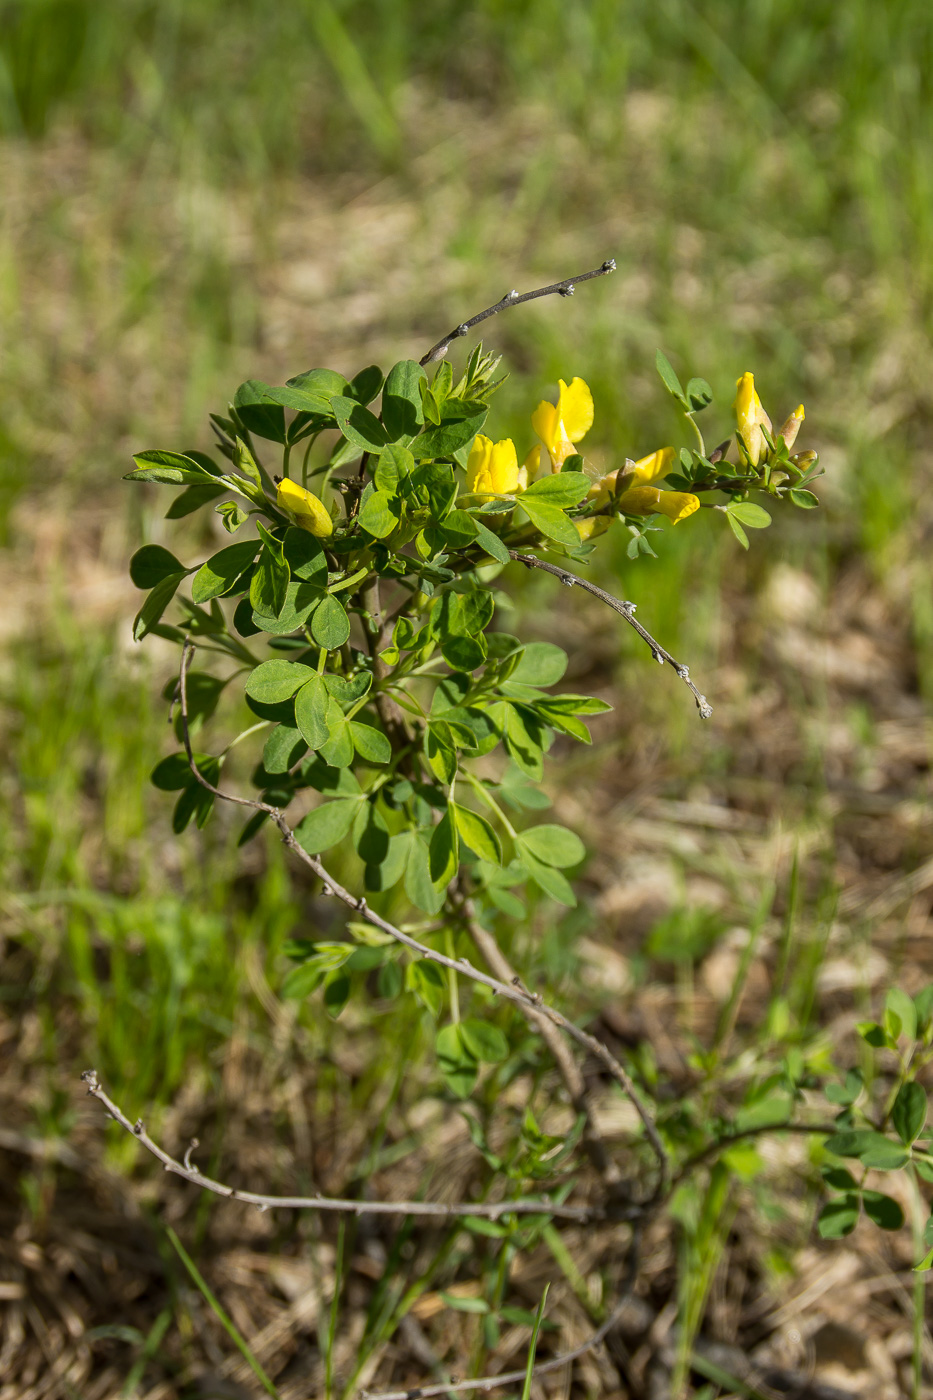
[[362, 1222, 645, 1399], [79, 1072, 594, 1222], [174, 640, 668, 1188], [508, 551, 713, 718], [420, 262, 616, 367]]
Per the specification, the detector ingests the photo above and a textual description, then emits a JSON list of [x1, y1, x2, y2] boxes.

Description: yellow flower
[[526, 376, 594, 477], [583, 446, 698, 526], [466, 435, 520, 499], [575, 516, 610, 542], [276, 477, 334, 537], [779, 404, 805, 450], [733, 372, 772, 467], [617, 485, 700, 524]]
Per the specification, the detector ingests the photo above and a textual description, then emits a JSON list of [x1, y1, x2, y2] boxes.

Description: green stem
[[464, 772, 518, 839], [445, 927, 460, 1023]]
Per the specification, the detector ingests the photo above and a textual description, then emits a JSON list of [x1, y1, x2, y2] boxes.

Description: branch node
[[559, 282, 575, 297], [133, 1119, 144, 1136], [183, 1139, 200, 1172], [456, 323, 469, 337], [505, 289, 519, 301]]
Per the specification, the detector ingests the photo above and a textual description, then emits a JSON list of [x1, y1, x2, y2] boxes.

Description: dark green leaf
[[191, 540, 260, 603], [151, 752, 200, 790], [262, 725, 308, 774], [685, 377, 713, 411], [405, 835, 446, 914], [130, 545, 186, 590], [281, 368, 350, 415], [294, 675, 331, 750], [250, 526, 289, 618], [382, 360, 426, 441], [429, 809, 459, 887], [407, 959, 445, 1015], [375, 443, 414, 492], [349, 722, 391, 764], [863, 1191, 905, 1230], [246, 659, 316, 704], [892, 1082, 927, 1145], [282, 528, 328, 581], [310, 594, 351, 650], [133, 572, 186, 640], [233, 380, 286, 442], [655, 349, 687, 405], [474, 520, 510, 563], [416, 402, 487, 459], [252, 579, 325, 635], [331, 396, 390, 453], [520, 849, 576, 907], [441, 634, 486, 672], [126, 450, 216, 485], [166, 484, 227, 518]]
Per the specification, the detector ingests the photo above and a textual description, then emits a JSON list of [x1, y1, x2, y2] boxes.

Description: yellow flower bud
[[733, 372, 772, 467], [779, 404, 805, 450], [575, 516, 610, 542], [276, 478, 334, 537], [618, 485, 700, 524]]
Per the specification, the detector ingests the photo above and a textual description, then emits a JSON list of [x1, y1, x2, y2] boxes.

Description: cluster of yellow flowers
[[466, 377, 699, 539], [274, 370, 808, 545]]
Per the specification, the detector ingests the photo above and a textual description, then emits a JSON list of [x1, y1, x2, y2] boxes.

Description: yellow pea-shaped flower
[[466, 435, 521, 498], [276, 477, 334, 538]]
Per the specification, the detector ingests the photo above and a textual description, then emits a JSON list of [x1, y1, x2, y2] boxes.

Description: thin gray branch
[[175, 640, 669, 1187], [508, 551, 713, 719], [79, 1072, 594, 1222], [420, 262, 616, 367]]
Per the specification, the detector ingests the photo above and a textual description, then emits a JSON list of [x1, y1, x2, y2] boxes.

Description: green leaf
[[127, 449, 216, 485], [511, 643, 568, 688], [310, 595, 351, 650], [441, 634, 486, 672], [523, 472, 590, 508], [862, 1191, 905, 1231], [358, 490, 400, 538], [151, 752, 201, 790], [519, 496, 581, 549], [331, 396, 390, 453], [416, 401, 487, 459], [382, 360, 426, 441], [429, 809, 459, 888], [886, 986, 918, 1042], [349, 364, 384, 406], [789, 488, 819, 508], [822, 1166, 858, 1191], [324, 673, 373, 709], [252, 579, 325, 636], [294, 675, 331, 750], [133, 572, 186, 640], [246, 659, 316, 704], [436, 1023, 479, 1099], [727, 513, 749, 549], [250, 526, 289, 618], [857, 1020, 891, 1048], [295, 798, 360, 855], [262, 724, 308, 774], [728, 502, 771, 529], [319, 709, 355, 768], [130, 545, 187, 589], [407, 960, 445, 1016], [405, 835, 446, 914], [280, 368, 350, 415], [473, 520, 510, 563], [282, 528, 328, 582], [892, 1082, 927, 1145], [825, 1130, 908, 1170], [520, 849, 576, 907], [191, 540, 260, 603], [350, 722, 391, 764], [818, 1196, 859, 1239], [517, 824, 585, 868], [440, 509, 479, 549], [685, 377, 713, 411], [233, 380, 286, 442], [454, 805, 502, 865], [459, 1018, 509, 1064], [655, 349, 688, 405], [375, 443, 414, 492], [166, 484, 228, 518]]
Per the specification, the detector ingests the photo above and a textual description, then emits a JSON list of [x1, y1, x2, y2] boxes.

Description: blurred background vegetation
[[3, 1, 933, 1395]]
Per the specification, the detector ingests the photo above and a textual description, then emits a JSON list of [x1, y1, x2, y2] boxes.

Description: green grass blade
[[167, 1228, 281, 1399], [521, 1283, 549, 1400]]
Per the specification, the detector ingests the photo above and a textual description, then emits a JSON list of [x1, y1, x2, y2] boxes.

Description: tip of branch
[[602, 258, 617, 272]]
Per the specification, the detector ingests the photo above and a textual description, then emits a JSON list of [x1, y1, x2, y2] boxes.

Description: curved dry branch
[[79, 1072, 596, 1222], [508, 551, 713, 718], [420, 261, 616, 366]]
